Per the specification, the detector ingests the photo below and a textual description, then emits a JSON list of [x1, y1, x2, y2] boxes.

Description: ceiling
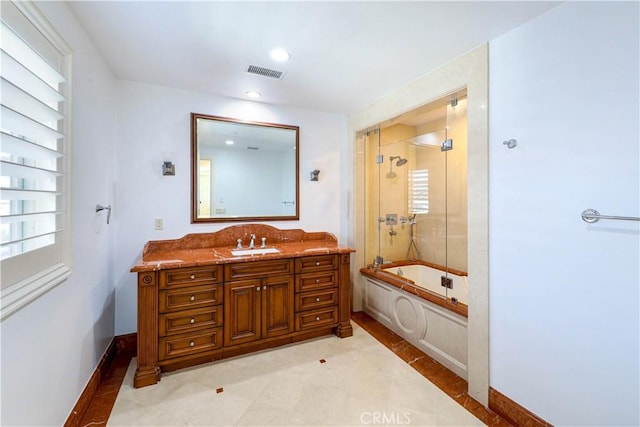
[[67, 1, 560, 116]]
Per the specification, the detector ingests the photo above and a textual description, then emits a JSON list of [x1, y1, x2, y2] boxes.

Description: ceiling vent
[[246, 65, 285, 80]]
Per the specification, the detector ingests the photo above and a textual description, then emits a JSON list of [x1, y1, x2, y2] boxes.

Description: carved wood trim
[[337, 253, 353, 337], [134, 272, 160, 387]]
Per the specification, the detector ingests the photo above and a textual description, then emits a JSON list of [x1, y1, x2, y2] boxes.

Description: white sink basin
[[231, 247, 281, 256]]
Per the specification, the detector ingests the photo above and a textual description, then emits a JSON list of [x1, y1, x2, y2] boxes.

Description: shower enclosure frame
[[349, 45, 489, 406]]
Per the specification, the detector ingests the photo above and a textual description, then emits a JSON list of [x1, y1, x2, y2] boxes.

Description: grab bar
[[581, 208, 640, 224]]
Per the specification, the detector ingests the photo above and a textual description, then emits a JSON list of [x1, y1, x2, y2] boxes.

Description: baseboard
[[63, 333, 137, 427], [116, 332, 137, 353], [489, 387, 553, 427]]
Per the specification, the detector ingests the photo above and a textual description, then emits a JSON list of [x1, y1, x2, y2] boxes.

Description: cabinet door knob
[[256, 286, 261, 291], [263, 285, 266, 290], [190, 295, 195, 301], [316, 261, 320, 266], [315, 279, 320, 284], [190, 318, 195, 324], [190, 274, 195, 280], [315, 316, 320, 321], [189, 341, 195, 347], [315, 297, 320, 302]]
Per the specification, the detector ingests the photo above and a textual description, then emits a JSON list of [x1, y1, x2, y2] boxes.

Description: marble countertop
[[131, 225, 354, 272]]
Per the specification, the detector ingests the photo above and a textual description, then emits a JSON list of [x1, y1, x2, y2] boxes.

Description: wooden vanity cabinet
[[134, 251, 352, 388], [224, 259, 295, 346], [294, 255, 339, 330]]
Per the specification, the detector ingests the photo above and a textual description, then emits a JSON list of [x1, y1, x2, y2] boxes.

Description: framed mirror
[[191, 113, 299, 223]]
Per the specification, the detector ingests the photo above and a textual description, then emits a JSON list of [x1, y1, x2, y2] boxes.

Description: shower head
[[386, 155, 407, 178], [389, 155, 408, 167]]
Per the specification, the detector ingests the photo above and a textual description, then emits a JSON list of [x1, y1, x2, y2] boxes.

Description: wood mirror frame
[[191, 113, 300, 223]]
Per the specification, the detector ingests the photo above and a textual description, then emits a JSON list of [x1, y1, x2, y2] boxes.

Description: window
[[0, 1, 72, 320], [408, 169, 429, 214]]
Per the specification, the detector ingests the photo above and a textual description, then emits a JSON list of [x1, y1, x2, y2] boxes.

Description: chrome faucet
[[249, 233, 256, 249]]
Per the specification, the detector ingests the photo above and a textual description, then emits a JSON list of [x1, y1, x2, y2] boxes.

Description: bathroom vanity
[[130, 224, 354, 387]]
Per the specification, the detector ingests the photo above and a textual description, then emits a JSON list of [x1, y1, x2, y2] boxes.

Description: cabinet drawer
[[295, 288, 338, 312], [160, 266, 222, 289], [296, 270, 338, 292], [295, 255, 338, 273], [225, 259, 293, 280], [159, 284, 223, 313], [159, 328, 223, 361], [295, 306, 339, 331], [159, 306, 223, 336]]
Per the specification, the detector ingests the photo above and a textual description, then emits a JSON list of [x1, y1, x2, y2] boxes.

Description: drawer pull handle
[[315, 279, 320, 284], [315, 297, 320, 302], [190, 274, 195, 280], [315, 316, 320, 321], [190, 295, 195, 301], [189, 341, 195, 347], [316, 261, 320, 266], [190, 318, 195, 324]]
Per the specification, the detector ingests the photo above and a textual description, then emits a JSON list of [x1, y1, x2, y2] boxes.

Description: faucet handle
[[236, 238, 243, 249], [261, 237, 266, 248]]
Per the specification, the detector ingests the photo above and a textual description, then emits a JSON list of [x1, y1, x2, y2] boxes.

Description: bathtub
[[360, 263, 469, 379], [382, 264, 468, 306]]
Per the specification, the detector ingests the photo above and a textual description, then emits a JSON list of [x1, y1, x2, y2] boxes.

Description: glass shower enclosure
[[361, 89, 468, 301]]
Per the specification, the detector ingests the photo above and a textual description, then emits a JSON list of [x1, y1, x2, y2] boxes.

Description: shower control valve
[[385, 213, 398, 225]]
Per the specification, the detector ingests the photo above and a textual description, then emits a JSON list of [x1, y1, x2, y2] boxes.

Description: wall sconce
[[310, 169, 320, 181], [162, 161, 175, 176]]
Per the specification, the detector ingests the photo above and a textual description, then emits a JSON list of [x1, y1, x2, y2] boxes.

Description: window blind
[[408, 169, 429, 214], [0, 0, 72, 318]]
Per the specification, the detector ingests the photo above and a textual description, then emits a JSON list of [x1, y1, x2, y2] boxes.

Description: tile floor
[[80, 312, 510, 426], [108, 323, 482, 426]]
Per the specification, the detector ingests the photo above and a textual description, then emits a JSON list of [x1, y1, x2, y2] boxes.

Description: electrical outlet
[[154, 218, 163, 230]]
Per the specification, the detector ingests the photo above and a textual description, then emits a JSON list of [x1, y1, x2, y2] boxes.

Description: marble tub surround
[[360, 261, 468, 318], [132, 224, 353, 272]]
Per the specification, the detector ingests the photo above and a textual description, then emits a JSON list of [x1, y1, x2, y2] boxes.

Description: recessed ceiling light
[[269, 48, 291, 62], [245, 91, 261, 99], [225, 140, 234, 145]]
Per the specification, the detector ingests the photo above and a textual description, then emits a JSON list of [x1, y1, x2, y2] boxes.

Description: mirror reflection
[[191, 113, 299, 222]]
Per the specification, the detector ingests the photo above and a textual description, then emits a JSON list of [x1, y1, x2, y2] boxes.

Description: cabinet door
[[224, 279, 261, 346], [261, 275, 294, 339]]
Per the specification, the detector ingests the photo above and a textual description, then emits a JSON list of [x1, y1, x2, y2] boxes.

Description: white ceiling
[[67, 1, 560, 115]]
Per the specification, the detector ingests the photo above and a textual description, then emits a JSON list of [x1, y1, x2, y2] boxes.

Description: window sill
[[1, 263, 71, 321]]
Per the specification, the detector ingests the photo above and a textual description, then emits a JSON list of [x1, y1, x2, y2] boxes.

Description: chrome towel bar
[[581, 208, 640, 224]]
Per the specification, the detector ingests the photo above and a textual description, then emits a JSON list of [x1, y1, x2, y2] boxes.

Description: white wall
[[201, 146, 294, 216], [0, 2, 117, 425], [489, 2, 639, 426], [114, 81, 347, 334]]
